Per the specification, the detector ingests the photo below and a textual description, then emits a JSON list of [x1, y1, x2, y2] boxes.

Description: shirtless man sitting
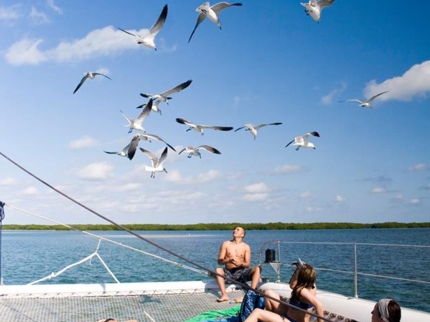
[[215, 226, 261, 302]]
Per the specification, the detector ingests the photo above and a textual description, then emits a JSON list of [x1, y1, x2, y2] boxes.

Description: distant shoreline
[[2, 222, 429, 231]]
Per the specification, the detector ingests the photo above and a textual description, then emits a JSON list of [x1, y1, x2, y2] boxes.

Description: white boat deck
[[2, 280, 430, 322]]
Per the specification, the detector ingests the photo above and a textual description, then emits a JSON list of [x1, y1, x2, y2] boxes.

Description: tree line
[[2, 221, 430, 231]]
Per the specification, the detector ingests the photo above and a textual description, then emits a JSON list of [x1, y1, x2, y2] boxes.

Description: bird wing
[[93, 73, 112, 81], [197, 145, 221, 154], [212, 2, 243, 14], [127, 135, 142, 160], [161, 80, 193, 96], [73, 75, 89, 94], [309, 131, 320, 137], [317, 0, 336, 9], [188, 12, 206, 43], [178, 147, 187, 155], [285, 139, 295, 148], [234, 125, 247, 132], [120, 110, 133, 124], [200, 125, 234, 131], [139, 148, 158, 167], [254, 122, 282, 130], [118, 27, 138, 37], [150, 4, 168, 35], [135, 99, 153, 123], [144, 133, 176, 152], [157, 147, 168, 166], [344, 98, 365, 104], [176, 118, 193, 126], [368, 91, 388, 102]]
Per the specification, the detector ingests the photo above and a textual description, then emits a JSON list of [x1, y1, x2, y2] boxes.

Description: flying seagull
[[188, 2, 243, 43], [285, 131, 320, 150], [176, 117, 233, 135], [73, 72, 112, 94], [103, 143, 131, 158], [339, 91, 389, 108], [118, 4, 168, 50], [136, 99, 163, 115], [178, 145, 221, 158], [140, 79, 192, 104], [127, 133, 176, 161], [301, 0, 336, 22], [121, 99, 153, 133], [235, 122, 283, 140], [139, 147, 168, 178]]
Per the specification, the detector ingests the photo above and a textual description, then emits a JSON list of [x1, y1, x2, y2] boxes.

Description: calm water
[[0, 228, 429, 312]]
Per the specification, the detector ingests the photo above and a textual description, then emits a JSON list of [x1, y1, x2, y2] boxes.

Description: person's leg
[[244, 308, 287, 322], [215, 267, 229, 302], [250, 266, 261, 289]]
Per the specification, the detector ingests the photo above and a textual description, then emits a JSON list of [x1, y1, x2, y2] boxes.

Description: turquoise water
[[1, 228, 429, 312]]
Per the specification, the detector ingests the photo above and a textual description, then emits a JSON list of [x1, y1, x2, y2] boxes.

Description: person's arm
[[300, 288, 324, 322], [217, 241, 233, 265], [241, 244, 251, 268]]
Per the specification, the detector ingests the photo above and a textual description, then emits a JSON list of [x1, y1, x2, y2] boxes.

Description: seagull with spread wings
[[178, 145, 221, 158], [73, 71, 112, 94], [136, 99, 163, 115], [188, 2, 243, 43], [339, 91, 389, 108], [140, 79, 192, 104], [118, 4, 168, 50], [139, 147, 168, 178], [301, 0, 336, 22], [176, 118, 233, 135], [127, 133, 176, 161], [285, 131, 320, 150], [121, 99, 153, 134], [235, 122, 283, 140]]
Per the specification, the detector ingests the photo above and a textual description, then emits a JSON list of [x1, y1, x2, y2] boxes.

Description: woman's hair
[[378, 299, 401, 322], [290, 264, 317, 303]]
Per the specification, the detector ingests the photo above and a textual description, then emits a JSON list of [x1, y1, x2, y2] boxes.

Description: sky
[[0, 0, 429, 225]]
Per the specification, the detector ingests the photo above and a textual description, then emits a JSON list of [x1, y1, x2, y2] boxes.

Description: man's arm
[[217, 241, 234, 265], [242, 244, 251, 268]]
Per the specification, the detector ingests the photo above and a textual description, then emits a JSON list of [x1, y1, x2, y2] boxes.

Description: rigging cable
[[0, 151, 332, 322]]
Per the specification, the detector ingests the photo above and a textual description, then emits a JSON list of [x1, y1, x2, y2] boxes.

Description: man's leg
[[250, 266, 262, 289], [215, 267, 229, 302]]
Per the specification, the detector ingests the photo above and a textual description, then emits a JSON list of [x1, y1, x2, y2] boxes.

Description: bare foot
[[217, 295, 230, 302]]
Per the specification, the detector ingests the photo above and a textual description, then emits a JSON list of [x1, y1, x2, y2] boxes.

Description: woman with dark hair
[[371, 298, 401, 322], [244, 262, 324, 322]]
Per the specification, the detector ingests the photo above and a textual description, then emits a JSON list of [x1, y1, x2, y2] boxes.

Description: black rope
[[0, 151, 331, 322]]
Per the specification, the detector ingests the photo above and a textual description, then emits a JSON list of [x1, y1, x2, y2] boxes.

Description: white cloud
[[5, 26, 147, 65], [0, 177, 17, 186], [300, 191, 311, 198], [306, 206, 323, 213], [166, 169, 222, 184], [272, 164, 302, 174], [21, 186, 39, 195], [245, 182, 269, 193], [69, 136, 100, 149], [29, 6, 49, 24], [371, 187, 386, 194], [333, 195, 344, 202], [364, 60, 430, 102], [243, 193, 268, 201], [46, 0, 63, 14], [233, 96, 240, 108], [321, 81, 347, 105], [409, 198, 420, 204], [77, 162, 113, 181], [0, 5, 22, 22], [408, 163, 427, 171]]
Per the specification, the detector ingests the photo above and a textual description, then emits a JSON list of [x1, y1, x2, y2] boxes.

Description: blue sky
[[0, 0, 429, 225]]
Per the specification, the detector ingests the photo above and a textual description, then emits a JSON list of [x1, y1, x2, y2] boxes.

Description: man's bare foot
[[216, 295, 230, 302]]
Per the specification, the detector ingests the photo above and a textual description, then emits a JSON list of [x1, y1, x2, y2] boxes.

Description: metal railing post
[[354, 242, 358, 298]]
